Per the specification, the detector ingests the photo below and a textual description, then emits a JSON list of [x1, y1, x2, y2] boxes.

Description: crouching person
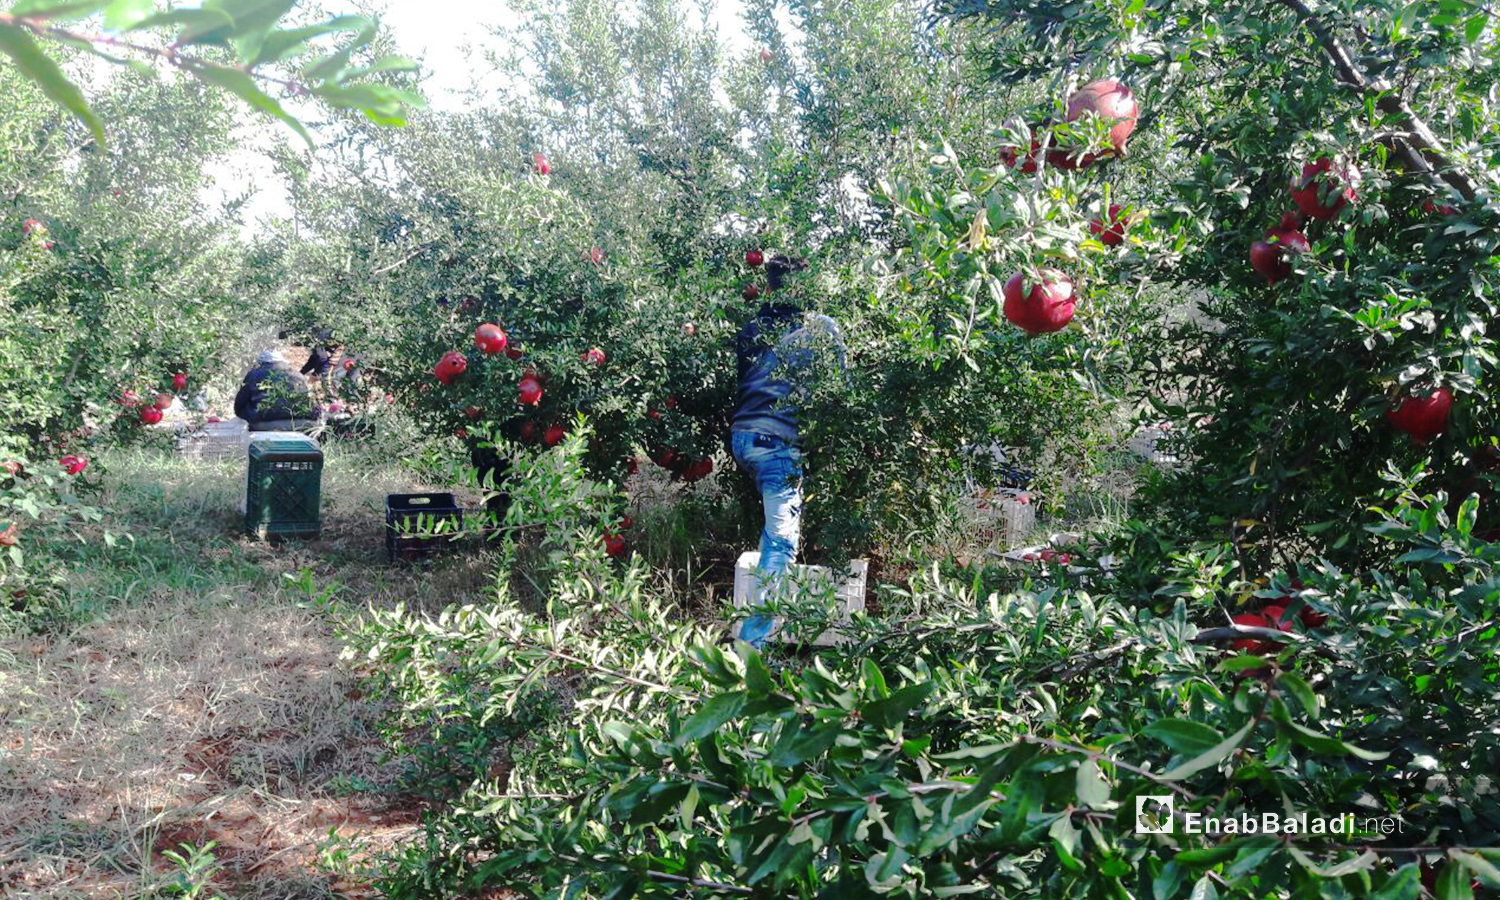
[[233, 350, 322, 433]]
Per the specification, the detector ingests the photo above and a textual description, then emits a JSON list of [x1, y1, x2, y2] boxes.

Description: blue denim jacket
[[732, 302, 847, 444]]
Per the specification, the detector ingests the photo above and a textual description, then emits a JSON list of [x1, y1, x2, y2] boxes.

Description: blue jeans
[[731, 430, 803, 647]]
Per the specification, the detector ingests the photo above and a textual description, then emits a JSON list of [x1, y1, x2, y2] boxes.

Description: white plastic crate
[[178, 418, 250, 461], [731, 551, 867, 646], [961, 487, 1035, 543]]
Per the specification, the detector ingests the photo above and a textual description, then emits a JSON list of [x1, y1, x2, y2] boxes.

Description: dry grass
[[0, 439, 491, 899]]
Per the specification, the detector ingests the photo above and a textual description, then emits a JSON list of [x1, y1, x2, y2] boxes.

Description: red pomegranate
[[743, 283, 760, 301], [603, 533, 626, 558], [683, 458, 714, 482], [1000, 138, 1041, 173], [518, 376, 543, 406], [745, 249, 764, 268], [1002, 269, 1076, 335], [434, 351, 468, 385], [1089, 204, 1126, 246], [1230, 613, 1276, 653], [532, 152, 550, 175], [171, 373, 188, 391], [464, 406, 483, 420], [651, 448, 678, 469], [1065, 80, 1138, 156], [1422, 197, 1460, 216], [139, 406, 163, 425], [544, 423, 566, 447], [475, 323, 508, 355], [154, 393, 173, 410], [59, 454, 87, 475], [1388, 387, 1454, 443], [583, 347, 606, 367], [1250, 223, 1310, 286], [1291, 158, 1359, 221]]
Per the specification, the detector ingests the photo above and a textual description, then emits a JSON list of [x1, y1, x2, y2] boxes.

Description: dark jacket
[[301, 347, 334, 377], [732, 301, 847, 444], [234, 361, 317, 424]]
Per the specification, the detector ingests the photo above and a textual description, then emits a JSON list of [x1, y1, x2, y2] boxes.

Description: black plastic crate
[[386, 493, 464, 563]]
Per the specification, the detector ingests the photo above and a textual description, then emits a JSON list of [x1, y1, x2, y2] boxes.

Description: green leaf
[[1276, 672, 1320, 717], [0, 25, 104, 145], [1075, 758, 1110, 808], [1175, 844, 1238, 866], [1466, 13, 1488, 44], [1189, 874, 1219, 900], [1288, 847, 1378, 878], [1452, 852, 1500, 887], [1157, 718, 1254, 781], [1274, 708, 1388, 760], [743, 651, 776, 696], [192, 62, 312, 146], [303, 23, 375, 82], [1143, 719, 1225, 757], [102, 0, 152, 29], [248, 16, 367, 66], [1440, 859, 1478, 900], [677, 691, 745, 744], [862, 682, 934, 731], [11, 0, 112, 20]]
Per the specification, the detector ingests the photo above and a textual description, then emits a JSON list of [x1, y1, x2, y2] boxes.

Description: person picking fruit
[[300, 328, 341, 402], [731, 254, 847, 647]]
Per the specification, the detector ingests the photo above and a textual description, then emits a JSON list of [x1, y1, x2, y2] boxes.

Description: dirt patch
[[0, 589, 434, 899]]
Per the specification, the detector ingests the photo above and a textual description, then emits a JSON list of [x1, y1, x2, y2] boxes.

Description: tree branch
[[1273, 0, 1477, 202]]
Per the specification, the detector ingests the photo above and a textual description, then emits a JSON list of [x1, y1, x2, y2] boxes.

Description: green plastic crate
[[245, 437, 323, 540]]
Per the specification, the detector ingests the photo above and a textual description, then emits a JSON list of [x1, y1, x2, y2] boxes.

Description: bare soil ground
[[0, 442, 489, 899]]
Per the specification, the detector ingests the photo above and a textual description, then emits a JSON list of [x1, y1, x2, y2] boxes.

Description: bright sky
[[209, 0, 753, 233]]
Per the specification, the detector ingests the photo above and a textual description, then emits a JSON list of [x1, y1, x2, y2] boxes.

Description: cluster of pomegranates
[[1000, 81, 1139, 336], [1226, 584, 1330, 655], [1248, 158, 1358, 287], [741, 248, 765, 300], [116, 367, 189, 425]]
